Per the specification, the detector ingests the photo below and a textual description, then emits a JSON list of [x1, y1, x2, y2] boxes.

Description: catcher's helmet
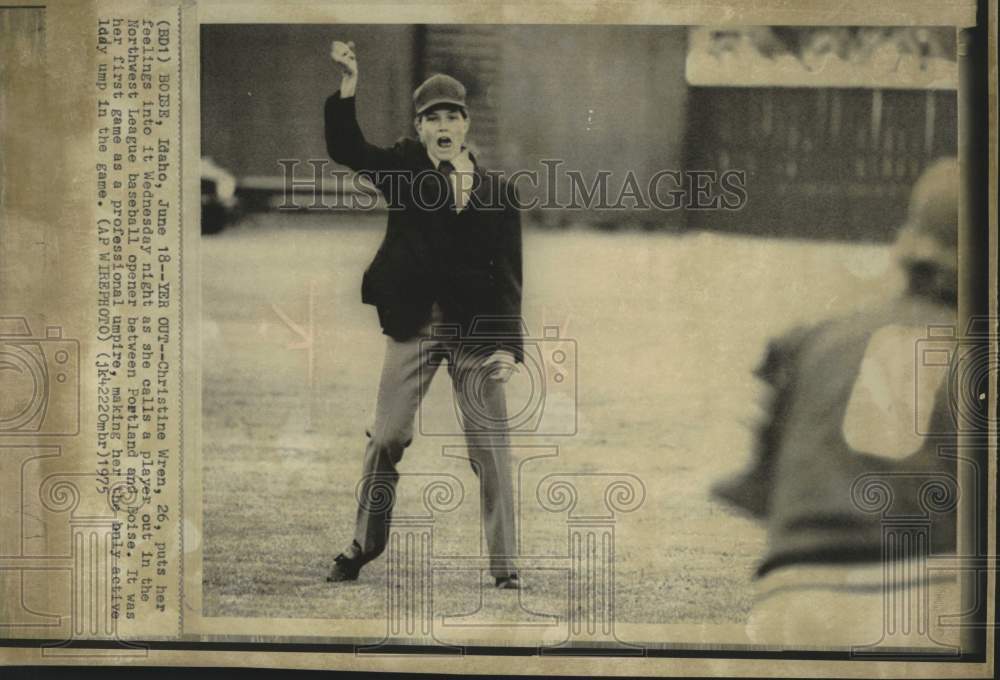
[[894, 157, 958, 275]]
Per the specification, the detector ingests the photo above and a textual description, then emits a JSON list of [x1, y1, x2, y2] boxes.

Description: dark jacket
[[713, 293, 959, 576], [324, 93, 524, 361]]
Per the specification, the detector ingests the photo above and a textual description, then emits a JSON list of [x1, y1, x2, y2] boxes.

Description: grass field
[[200, 211, 901, 627]]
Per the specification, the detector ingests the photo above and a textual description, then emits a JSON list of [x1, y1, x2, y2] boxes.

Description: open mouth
[[436, 136, 453, 151]]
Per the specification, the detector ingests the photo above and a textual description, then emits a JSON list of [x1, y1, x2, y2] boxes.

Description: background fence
[[200, 24, 957, 241]]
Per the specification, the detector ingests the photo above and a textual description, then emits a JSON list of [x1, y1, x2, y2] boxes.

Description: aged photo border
[[0, 0, 994, 675], [178, 0, 988, 662]]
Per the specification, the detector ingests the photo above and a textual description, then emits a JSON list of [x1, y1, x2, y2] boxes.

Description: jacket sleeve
[[324, 93, 404, 175], [493, 183, 525, 362]]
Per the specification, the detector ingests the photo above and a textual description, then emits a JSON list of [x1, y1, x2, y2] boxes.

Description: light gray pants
[[352, 307, 517, 578]]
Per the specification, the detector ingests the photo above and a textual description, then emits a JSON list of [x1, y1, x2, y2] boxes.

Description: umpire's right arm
[[324, 39, 402, 175]]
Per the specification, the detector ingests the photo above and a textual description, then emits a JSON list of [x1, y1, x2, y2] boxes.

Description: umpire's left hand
[[482, 349, 517, 383]]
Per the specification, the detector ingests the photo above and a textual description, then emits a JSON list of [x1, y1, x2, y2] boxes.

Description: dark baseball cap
[[413, 74, 467, 116]]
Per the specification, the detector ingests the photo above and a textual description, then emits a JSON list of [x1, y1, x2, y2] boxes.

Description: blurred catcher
[[713, 157, 963, 648]]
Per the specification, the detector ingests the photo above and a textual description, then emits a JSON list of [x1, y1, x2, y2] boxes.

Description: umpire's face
[[415, 105, 470, 164]]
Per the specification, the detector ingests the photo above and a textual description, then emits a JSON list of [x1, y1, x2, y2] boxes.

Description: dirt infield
[[201, 211, 900, 625]]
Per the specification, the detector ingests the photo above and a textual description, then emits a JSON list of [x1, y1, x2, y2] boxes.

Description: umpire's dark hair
[[415, 102, 469, 121]]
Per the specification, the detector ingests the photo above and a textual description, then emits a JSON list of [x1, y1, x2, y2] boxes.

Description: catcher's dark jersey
[[716, 292, 959, 576]]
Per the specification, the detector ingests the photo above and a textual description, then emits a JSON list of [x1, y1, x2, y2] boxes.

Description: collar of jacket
[[407, 141, 496, 209], [428, 146, 476, 175]]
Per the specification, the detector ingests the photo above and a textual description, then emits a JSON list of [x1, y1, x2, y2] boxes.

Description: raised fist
[[330, 40, 357, 79]]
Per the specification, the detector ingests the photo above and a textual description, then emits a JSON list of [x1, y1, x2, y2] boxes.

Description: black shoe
[[495, 574, 521, 590], [326, 543, 365, 583]]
